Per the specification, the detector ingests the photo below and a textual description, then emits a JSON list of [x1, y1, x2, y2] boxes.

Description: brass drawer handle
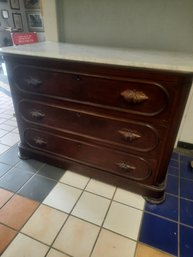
[[118, 128, 141, 142], [33, 137, 47, 146], [121, 89, 149, 103], [24, 77, 42, 89], [30, 110, 45, 120], [117, 162, 136, 171]]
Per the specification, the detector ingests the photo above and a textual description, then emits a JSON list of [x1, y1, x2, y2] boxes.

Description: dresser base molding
[[18, 143, 165, 203]]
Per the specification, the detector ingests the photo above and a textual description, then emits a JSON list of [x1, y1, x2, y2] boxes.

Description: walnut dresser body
[[2, 42, 193, 203]]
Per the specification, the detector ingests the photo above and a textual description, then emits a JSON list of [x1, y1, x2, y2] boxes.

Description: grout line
[[1, 139, 193, 256], [42, 176, 92, 257], [180, 176, 193, 182], [134, 202, 146, 257], [179, 196, 193, 203], [179, 222, 193, 230], [0, 222, 18, 232], [46, 247, 73, 257], [0, 165, 181, 256], [88, 187, 118, 257], [0, 231, 18, 255], [137, 242, 177, 257], [0, 161, 45, 191]]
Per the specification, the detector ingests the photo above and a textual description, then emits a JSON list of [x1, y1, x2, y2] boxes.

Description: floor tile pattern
[[1, 78, 193, 256], [53, 216, 100, 257]]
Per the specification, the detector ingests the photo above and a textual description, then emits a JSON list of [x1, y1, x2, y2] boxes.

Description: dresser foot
[[18, 143, 31, 160], [144, 193, 166, 204], [18, 151, 31, 160]]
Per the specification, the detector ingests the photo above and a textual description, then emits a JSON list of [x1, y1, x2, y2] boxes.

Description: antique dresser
[[2, 42, 193, 203]]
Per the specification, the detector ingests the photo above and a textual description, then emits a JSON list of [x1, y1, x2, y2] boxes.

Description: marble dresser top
[[1, 41, 193, 73]]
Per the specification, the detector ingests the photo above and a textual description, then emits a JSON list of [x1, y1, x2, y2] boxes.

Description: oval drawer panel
[[14, 65, 169, 117], [24, 128, 152, 181], [19, 100, 161, 152]]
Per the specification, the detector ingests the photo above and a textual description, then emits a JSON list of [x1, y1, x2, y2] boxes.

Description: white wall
[[177, 83, 193, 144], [57, 0, 193, 53], [41, 0, 58, 41]]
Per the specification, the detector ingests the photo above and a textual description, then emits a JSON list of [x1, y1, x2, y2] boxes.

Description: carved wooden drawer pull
[[33, 137, 47, 146], [121, 89, 149, 103], [24, 77, 42, 88], [30, 110, 45, 120], [118, 128, 141, 142], [117, 162, 136, 171]]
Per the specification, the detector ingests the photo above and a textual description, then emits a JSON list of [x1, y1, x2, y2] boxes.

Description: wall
[[177, 85, 193, 145], [57, 0, 193, 53], [41, 0, 58, 41], [0, 0, 45, 47]]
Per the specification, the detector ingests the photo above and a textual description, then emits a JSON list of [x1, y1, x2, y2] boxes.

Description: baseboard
[[177, 141, 193, 150]]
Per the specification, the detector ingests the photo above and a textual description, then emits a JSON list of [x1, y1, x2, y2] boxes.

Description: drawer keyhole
[[72, 74, 82, 81]]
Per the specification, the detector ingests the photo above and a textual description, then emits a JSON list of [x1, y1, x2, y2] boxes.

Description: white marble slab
[[1, 41, 193, 73]]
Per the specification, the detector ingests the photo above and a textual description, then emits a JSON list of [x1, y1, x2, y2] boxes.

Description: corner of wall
[[41, 0, 58, 42]]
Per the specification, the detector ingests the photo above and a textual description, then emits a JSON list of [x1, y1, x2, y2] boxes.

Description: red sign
[[11, 32, 38, 45]]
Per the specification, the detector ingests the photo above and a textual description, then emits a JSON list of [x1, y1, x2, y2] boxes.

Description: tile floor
[[0, 78, 193, 257]]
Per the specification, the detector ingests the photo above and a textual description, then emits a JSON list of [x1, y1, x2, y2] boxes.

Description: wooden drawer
[[13, 65, 169, 118], [24, 128, 153, 182], [19, 100, 162, 153]]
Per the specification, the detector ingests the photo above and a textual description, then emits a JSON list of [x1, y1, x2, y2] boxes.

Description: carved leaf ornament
[[121, 89, 149, 103]]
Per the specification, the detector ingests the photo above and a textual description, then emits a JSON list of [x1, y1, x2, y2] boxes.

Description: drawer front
[[14, 65, 169, 117], [19, 100, 161, 153], [24, 128, 153, 182]]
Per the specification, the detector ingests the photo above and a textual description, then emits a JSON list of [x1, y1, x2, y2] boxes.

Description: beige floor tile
[[0, 113, 12, 119], [72, 191, 110, 225], [47, 249, 69, 257], [21, 204, 68, 245], [0, 144, 9, 154], [12, 128, 19, 134], [103, 201, 143, 240], [0, 124, 14, 132], [0, 188, 13, 208], [1, 233, 49, 257], [85, 179, 116, 199], [3, 120, 17, 127], [0, 132, 20, 147], [114, 188, 145, 210], [135, 243, 174, 257], [54, 216, 100, 257], [0, 129, 8, 137], [0, 195, 39, 230], [43, 183, 82, 213], [91, 229, 136, 257], [0, 118, 7, 124], [0, 224, 17, 255], [60, 170, 90, 189], [4, 108, 14, 115]]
